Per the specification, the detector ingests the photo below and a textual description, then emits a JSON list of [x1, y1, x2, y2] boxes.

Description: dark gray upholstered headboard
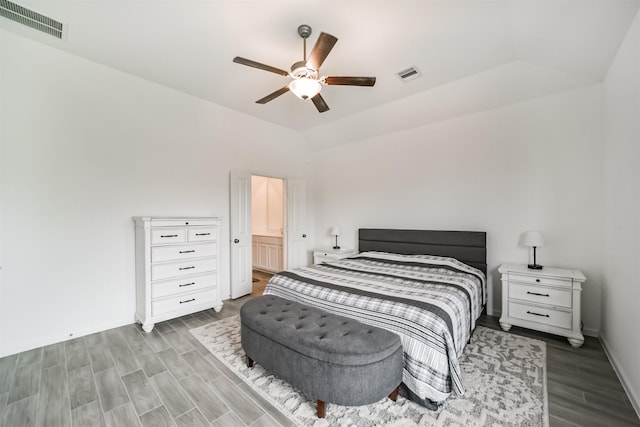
[[358, 229, 487, 276]]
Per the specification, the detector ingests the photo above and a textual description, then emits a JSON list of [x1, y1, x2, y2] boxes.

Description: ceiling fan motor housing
[[290, 61, 318, 79]]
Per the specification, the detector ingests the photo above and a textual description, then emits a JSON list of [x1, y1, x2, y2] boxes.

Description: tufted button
[[260, 311, 267, 315], [276, 318, 283, 322], [318, 323, 326, 328]]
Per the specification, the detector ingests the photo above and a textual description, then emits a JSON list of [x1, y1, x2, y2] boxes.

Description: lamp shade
[[288, 78, 321, 100], [331, 226, 342, 237], [522, 231, 546, 247]]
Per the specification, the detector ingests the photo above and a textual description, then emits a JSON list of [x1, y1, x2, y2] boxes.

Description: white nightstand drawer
[[151, 258, 215, 281], [314, 254, 336, 264], [151, 228, 186, 245], [152, 274, 217, 299], [509, 273, 571, 288], [152, 289, 216, 316], [509, 283, 572, 308], [508, 301, 572, 329], [188, 226, 217, 242], [152, 243, 216, 263], [313, 249, 355, 264]]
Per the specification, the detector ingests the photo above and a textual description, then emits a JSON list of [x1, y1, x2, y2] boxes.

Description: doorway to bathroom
[[229, 170, 307, 299], [251, 175, 284, 294]]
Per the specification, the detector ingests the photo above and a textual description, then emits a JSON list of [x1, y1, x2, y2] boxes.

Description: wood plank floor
[[251, 270, 273, 297], [1, 293, 638, 426]]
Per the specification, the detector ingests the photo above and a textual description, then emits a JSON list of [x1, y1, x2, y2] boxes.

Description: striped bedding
[[263, 251, 486, 407]]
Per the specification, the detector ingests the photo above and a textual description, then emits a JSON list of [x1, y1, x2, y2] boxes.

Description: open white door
[[229, 170, 252, 298], [286, 179, 308, 269]]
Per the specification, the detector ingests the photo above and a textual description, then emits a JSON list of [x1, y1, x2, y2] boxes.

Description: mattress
[[263, 251, 486, 407]]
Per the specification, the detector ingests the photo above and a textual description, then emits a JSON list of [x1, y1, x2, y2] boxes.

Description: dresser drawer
[[188, 226, 217, 242], [508, 301, 572, 329], [152, 289, 216, 316], [509, 283, 572, 308], [151, 228, 186, 245], [151, 218, 217, 227], [152, 274, 217, 299], [508, 273, 572, 288], [151, 243, 216, 263], [151, 258, 215, 281]]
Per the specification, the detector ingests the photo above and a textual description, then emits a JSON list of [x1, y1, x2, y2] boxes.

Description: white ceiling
[[3, 0, 639, 148]]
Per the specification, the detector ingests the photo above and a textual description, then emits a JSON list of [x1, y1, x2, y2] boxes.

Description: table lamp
[[522, 230, 546, 269], [331, 226, 342, 250]]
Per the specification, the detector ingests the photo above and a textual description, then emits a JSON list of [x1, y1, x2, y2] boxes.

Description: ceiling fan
[[233, 24, 376, 113]]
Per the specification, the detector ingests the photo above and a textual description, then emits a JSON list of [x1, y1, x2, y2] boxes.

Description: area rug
[[190, 316, 548, 427]]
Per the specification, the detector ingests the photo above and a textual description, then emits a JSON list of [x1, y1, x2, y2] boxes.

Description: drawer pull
[[179, 282, 195, 287], [527, 311, 550, 318], [526, 291, 549, 297], [179, 250, 195, 254], [179, 266, 195, 271], [179, 298, 195, 304], [161, 234, 178, 238], [195, 233, 211, 236]]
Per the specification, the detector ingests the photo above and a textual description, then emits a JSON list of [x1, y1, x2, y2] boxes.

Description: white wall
[[0, 30, 309, 357], [308, 85, 604, 334], [602, 8, 640, 414]]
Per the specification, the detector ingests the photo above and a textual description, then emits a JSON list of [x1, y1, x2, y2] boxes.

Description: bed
[[263, 228, 487, 409]]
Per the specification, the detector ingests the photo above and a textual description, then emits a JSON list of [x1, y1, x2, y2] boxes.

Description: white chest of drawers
[[498, 263, 586, 347], [134, 217, 223, 333]]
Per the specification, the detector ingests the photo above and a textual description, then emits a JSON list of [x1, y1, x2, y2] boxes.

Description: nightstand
[[498, 263, 586, 348], [313, 248, 356, 264]]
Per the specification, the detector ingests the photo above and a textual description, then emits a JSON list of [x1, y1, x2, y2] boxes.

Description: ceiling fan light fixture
[[288, 78, 321, 100], [233, 25, 374, 112]]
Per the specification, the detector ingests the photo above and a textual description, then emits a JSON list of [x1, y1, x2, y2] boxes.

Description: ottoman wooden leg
[[389, 386, 399, 402], [317, 400, 325, 418], [246, 355, 254, 368]]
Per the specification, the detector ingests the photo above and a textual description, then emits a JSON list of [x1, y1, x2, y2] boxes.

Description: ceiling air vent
[[0, 0, 63, 39], [396, 66, 422, 83]]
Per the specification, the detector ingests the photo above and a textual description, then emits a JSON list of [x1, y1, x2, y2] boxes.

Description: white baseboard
[[600, 333, 640, 420], [0, 316, 136, 358], [582, 327, 600, 337]]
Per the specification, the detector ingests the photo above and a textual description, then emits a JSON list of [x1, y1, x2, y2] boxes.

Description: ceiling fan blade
[[233, 57, 289, 76], [306, 32, 338, 71], [324, 76, 376, 86], [256, 86, 290, 104], [311, 93, 330, 113]]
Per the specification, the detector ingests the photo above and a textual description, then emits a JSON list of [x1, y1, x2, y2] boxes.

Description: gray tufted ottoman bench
[[240, 295, 403, 418]]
